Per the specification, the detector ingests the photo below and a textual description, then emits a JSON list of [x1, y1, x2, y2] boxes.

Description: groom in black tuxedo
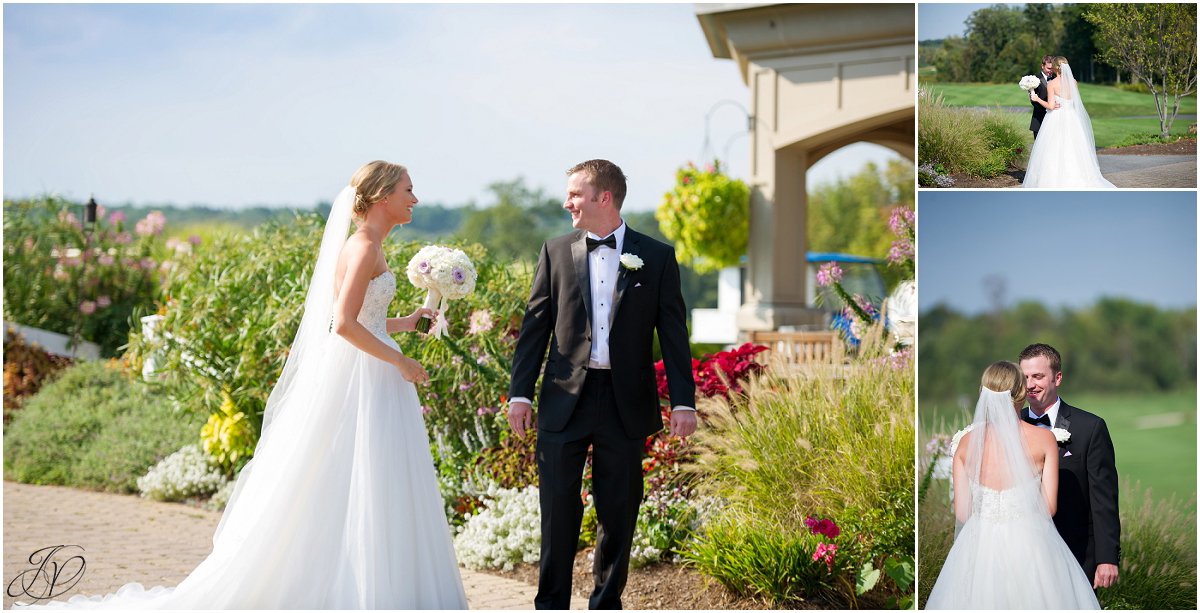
[[1030, 55, 1057, 139], [1019, 343, 1120, 589], [507, 159, 697, 609]]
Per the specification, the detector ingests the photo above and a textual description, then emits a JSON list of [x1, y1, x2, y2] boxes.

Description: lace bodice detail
[[357, 270, 395, 337], [969, 473, 1042, 523]]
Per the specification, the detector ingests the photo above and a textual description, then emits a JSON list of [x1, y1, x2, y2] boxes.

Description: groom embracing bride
[[926, 343, 1120, 609], [507, 159, 697, 609], [1022, 55, 1116, 188]]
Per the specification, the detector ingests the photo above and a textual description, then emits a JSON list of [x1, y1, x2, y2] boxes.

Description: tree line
[[919, 298, 1197, 403]]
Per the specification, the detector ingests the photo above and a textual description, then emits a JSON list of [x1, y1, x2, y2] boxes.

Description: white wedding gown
[[924, 476, 1101, 609], [12, 270, 469, 609], [1022, 67, 1115, 188]]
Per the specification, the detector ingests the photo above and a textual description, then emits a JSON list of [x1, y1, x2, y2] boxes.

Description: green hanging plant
[[655, 161, 750, 273]]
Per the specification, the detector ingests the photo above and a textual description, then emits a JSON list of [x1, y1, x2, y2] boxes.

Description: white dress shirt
[[585, 223, 624, 369], [1027, 397, 1061, 428]]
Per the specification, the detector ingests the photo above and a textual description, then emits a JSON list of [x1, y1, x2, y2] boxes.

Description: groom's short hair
[[567, 159, 627, 210], [1041, 55, 1054, 64], [1019, 343, 1062, 373]]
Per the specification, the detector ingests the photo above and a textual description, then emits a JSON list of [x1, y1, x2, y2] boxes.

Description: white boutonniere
[[949, 424, 974, 457], [619, 253, 643, 271], [1051, 428, 1071, 444]]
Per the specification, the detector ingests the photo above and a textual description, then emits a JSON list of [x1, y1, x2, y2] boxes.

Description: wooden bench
[[747, 330, 839, 365]]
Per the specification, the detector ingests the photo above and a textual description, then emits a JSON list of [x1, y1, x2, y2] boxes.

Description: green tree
[[807, 159, 914, 289], [454, 178, 569, 262], [1085, 3, 1198, 138]]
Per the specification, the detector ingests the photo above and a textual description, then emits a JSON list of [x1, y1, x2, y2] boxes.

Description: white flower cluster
[[453, 483, 542, 571], [203, 477, 239, 512], [406, 245, 477, 300], [1019, 75, 1041, 91], [137, 444, 228, 502]]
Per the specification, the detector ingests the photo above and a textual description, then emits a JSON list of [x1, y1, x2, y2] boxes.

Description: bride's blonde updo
[[349, 161, 407, 220], [981, 361, 1027, 408], [1053, 56, 1069, 74]]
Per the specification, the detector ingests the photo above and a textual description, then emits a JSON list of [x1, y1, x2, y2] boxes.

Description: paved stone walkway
[[1097, 154, 1197, 188], [3, 481, 584, 609]]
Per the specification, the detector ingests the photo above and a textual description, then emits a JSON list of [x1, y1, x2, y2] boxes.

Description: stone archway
[[697, 3, 915, 332]]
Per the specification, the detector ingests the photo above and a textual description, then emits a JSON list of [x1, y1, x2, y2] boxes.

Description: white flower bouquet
[[1019, 75, 1041, 92], [406, 245, 478, 338]]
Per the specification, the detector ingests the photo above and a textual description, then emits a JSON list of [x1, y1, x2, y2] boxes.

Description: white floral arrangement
[[619, 253, 644, 271], [453, 483, 542, 571], [1019, 75, 1041, 92], [406, 245, 478, 338], [137, 444, 228, 502], [203, 478, 239, 512], [1051, 427, 1071, 444]]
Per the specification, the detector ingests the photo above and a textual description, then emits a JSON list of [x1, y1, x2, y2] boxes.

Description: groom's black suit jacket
[[1027, 400, 1121, 580], [1030, 71, 1056, 134], [508, 227, 696, 439]]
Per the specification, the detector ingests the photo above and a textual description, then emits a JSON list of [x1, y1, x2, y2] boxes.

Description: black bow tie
[[1024, 413, 1052, 428], [586, 235, 616, 252]]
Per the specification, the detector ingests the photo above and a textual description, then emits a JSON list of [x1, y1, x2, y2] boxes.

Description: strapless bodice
[[357, 270, 395, 337]]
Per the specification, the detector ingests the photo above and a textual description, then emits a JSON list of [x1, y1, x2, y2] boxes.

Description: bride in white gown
[[1022, 57, 1116, 188], [12, 161, 469, 609], [925, 361, 1100, 609]]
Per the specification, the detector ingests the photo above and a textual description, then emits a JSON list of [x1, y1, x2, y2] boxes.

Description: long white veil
[[1057, 62, 1100, 155], [955, 387, 1050, 534], [213, 184, 355, 540]]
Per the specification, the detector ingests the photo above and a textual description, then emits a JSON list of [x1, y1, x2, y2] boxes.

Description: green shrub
[[1111, 133, 1186, 148], [124, 214, 533, 491], [3, 360, 202, 493], [684, 326, 914, 606], [918, 89, 1029, 179], [3, 196, 172, 356], [656, 161, 750, 273]]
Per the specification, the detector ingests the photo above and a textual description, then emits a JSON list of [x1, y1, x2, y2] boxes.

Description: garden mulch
[[479, 550, 812, 610]]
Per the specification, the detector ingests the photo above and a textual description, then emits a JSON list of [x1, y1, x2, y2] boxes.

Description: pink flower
[[188, 234, 202, 246], [888, 239, 913, 264], [108, 211, 126, 224], [114, 232, 132, 245], [98, 254, 115, 266], [140, 258, 156, 270], [96, 296, 112, 308], [467, 309, 494, 335], [79, 300, 97, 315], [420, 405, 431, 415], [165, 237, 181, 251], [95, 205, 107, 220], [815, 262, 843, 287], [888, 207, 915, 236], [805, 515, 841, 539], [135, 211, 166, 237], [812, 542, 837, 571]]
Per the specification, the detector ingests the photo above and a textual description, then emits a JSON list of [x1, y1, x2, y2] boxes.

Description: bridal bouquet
[[1019, 75, 1040, 92], [406, 245, 477, 338]]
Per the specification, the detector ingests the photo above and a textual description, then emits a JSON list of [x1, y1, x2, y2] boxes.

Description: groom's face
[[564, 171, 606, 232], [1020, 356, 1062, 410], [1042, 60, 1054, 76]]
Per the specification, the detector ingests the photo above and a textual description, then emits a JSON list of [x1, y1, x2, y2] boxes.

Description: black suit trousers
[[534, 369, 644, 610]]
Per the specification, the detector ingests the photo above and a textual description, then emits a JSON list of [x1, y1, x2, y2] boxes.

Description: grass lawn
[[923, 82, 1197, 148], [920, 388, 1197, 501]]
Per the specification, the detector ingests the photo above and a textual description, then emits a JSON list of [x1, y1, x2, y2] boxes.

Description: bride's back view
[[925, 361, 1100, 609]]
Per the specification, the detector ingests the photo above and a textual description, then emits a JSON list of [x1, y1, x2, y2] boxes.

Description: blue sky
[[3, 3, 902, 212], [918, 2, 1024, 41], [918, 191, 1197, 315]]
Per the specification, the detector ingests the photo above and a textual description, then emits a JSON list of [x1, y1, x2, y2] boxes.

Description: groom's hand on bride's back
[[507, 401, 533, 438]]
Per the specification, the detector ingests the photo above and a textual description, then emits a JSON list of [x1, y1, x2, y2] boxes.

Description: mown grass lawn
[[922, 82, 1197, 148]]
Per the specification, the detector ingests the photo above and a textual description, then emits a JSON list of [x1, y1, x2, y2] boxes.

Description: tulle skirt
[[925, 513, 1100, 609], [1022, 105, 1115, 188], [12, 333, 467, 609]]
